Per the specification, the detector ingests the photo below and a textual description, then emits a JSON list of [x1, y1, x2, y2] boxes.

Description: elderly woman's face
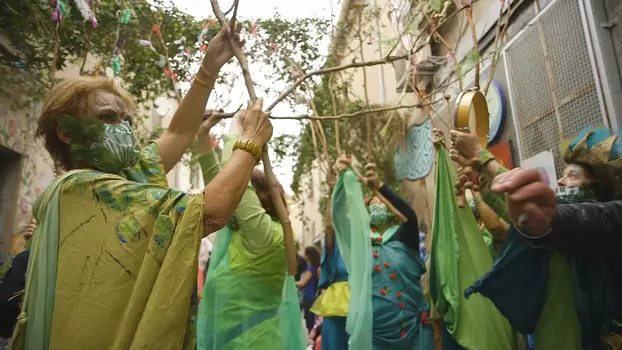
[[76, 90, 132, 126], [558, 163, 592, 188]]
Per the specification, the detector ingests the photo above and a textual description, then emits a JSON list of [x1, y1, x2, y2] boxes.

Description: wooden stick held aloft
[[210, 0, 297, 276]]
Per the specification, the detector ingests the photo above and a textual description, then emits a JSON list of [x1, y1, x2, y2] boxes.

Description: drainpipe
[[373, 0, 387, 104]]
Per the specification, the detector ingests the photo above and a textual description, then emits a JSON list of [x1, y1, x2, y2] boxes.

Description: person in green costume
[[452, 127, 622, 350], [14, 23, 274, 349], [196, 110, 306, 350], [331, 156, 434, 350]]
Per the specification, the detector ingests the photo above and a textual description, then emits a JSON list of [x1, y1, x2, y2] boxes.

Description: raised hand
[[24, 219, 37, 240], [197, 111, 224, 153], [449, 129, 482, 159], [241, 99, 273, 148], [363, 163, 383, 190], [333, 155, 351, 174], [203, 20, 246, 75], [491, 168, 556, 237]]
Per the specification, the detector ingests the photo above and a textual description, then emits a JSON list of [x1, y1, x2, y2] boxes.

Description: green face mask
[[369, 203, 390, 225], [554, 185, 599, 204], [58, 115, 140, 174]]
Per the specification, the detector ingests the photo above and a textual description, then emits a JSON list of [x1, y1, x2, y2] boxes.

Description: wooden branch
[[211, 0, 296, 276], [329, 73, 342, 154], [356, 8, 373, 162], [466, 5, 480, 89], [265, 2, 475, 112], [223, 0, 238, 16], [209, 97, 445, 121], [483, 0, 514, 95]]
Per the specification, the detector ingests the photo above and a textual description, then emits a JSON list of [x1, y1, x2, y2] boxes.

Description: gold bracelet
[[193, 74, 211, 88], [233, 139, 262, 163]]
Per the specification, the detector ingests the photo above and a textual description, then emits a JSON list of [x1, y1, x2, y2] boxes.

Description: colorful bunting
[[111, 56, 121, 75], [121, 8, 133, 24], [139, 39, 156, 53], [152, 24, 162, 38]]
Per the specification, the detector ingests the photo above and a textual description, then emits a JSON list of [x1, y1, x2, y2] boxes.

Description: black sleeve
[[378, 184, 417, 223], [378, 185, 420, 250], [533, 201, 622, 257]]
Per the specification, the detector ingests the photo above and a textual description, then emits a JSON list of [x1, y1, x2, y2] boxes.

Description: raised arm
[[211, 110, 275, 249], [156, 25, 243, 173], [202, 100, 273, 234], [491, 168, 622, 257], [196, 113, 224, 186], [534, 201, 622, 256]]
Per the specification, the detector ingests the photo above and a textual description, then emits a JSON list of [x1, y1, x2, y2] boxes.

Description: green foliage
[[0, 1, 330, 110]]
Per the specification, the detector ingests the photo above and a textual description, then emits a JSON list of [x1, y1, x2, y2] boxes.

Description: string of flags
[[46, 1, 274, 93]]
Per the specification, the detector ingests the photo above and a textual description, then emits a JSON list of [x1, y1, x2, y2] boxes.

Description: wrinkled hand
[[333, 155, 351, 174], [203, 21, 245, 74], [449, 129, 482, 159], [363, 163, 383, 190], [241, 99, 273, 148], [492, 168, 556, 237]]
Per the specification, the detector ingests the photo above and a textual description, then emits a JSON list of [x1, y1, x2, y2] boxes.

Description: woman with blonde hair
[[16, 25, 274, 350]]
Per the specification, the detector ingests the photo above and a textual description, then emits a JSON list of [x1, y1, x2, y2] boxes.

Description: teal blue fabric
[[371, 240, 434, 349], [331, 170, 434, 349], [465, 229, 550, 335], [570, 126, 621, 159], [331, 170, 374, 350], [318, 237, 349, 289]]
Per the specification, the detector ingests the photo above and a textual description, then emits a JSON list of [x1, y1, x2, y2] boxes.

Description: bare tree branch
[[266, 2, 475, 112], [210, 0, 297, 276]]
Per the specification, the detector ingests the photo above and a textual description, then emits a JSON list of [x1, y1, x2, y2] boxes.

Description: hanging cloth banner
[[429, 147, 516, 350]]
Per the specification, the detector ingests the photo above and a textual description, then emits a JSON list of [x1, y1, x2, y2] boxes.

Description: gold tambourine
[[453, 89, 490, 148]]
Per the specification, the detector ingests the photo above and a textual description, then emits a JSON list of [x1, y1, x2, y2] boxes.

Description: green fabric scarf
[[12, 170, 86, 350], [429, 148, 516, 350]]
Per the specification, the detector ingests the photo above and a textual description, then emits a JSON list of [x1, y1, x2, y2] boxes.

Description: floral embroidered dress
[[14, 143, 205, 350], [331, 170, 434, 350]]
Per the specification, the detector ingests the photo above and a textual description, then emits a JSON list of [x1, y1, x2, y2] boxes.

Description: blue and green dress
[[310, 237, 350, 350], [331, 170, 434, 350]]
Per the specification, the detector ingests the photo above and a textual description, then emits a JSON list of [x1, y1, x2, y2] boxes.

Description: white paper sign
[[521, 150, 558, 190]]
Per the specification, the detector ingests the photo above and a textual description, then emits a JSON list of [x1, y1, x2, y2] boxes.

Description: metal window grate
[[504, 0, 605, 174]]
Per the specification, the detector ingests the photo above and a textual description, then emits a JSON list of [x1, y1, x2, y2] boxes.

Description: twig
[[466, 5, 480, 89], [483, 0, 513, 95], [266, 2, 475, 112], [329, 73, 341, 154], [210, 0, 296, 276], [229, 0, 240, 28], [356, 8, 372, 161], [209, 98, 445, 121], [223, 0, 238, 15]]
